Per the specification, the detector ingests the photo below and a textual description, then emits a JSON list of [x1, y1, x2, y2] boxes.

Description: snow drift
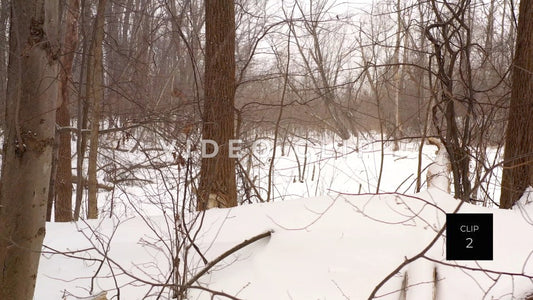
[[37, 189, 533, 299]]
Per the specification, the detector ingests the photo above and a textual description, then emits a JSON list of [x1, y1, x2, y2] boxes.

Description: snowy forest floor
[[36, 134, 533, 299]]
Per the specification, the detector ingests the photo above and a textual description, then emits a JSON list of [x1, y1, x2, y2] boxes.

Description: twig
[[178, 230, 273, 296], [367, 198, 465, 299]]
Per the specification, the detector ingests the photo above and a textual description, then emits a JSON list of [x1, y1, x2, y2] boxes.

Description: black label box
[[446, 213, 493, 260]]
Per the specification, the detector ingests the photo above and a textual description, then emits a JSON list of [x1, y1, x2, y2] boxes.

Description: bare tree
[[500, 0, 533, 209], [288, 0, 354, 140], [392, 0, 404, 151], [0, 0, 60, 298], [74, 0, 91, 221], [425, 0, 475, 201], [55, 0, 81, 222], [87, 0, 108, 219], [197, 0, 238, 210]]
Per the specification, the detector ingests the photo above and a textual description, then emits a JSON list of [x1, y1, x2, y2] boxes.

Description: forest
[[0, 0, 533, 299]]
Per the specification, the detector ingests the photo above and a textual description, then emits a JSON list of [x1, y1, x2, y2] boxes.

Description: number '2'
[[466, 238, 473, 249]]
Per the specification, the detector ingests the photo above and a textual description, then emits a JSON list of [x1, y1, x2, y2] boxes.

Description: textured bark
[[0, 0, 8, 122], [55, 96, 73, 221], [87, 0, 107, 219], [0, 0, 60, 298], [46, 129, 59, 221], [73, 2, 90, 220], [500, 0, 533, 209], [197, 0, 237, 210], [54, 0, 80, 222]]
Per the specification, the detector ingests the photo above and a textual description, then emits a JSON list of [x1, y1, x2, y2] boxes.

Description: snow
[[37, 189, 533, 299], [426, 140, 451, 193], [35, 138, 533, 299], [516, 186, 533, 208]]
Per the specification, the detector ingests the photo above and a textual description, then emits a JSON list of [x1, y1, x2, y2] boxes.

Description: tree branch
[[179, 230, 273, 296]]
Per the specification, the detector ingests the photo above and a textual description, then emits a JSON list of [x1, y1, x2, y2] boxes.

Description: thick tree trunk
[[500, 0, 533, 209], [87, 0, 107, 219], [197, 0, 237, 210], [0, 0, 60, 298]]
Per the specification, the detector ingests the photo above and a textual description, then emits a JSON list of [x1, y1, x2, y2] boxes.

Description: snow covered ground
[[35, 136, 532, 299]]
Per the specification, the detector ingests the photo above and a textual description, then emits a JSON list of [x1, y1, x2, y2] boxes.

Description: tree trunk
[[197, 0, 237, 210], [54, 0, 80, 222], [46, 129, 59, 221], [73, 0, 91, 221], [0, 0, 9, 124], [500, 0, 533, 209], [392, 0, 402, 151], [87, 0, 107, 219], [55, 95, 73, 221], [0, 0, 60, 298]]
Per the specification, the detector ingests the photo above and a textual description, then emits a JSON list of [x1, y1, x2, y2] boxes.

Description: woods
[[0, 0, 532, 299]]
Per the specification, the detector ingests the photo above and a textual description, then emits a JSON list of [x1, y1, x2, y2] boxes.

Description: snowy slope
[[36, 189, 533, 299]]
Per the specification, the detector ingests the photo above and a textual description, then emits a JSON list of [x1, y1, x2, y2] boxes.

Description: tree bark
[[0, 0, 9, 123], [392, 0, 402, 151], [46, 129, 59, 221], [54, 0, 80, 222], [87, 0, 107, 219], [197, 0, 237, 210], [0, 0, 60, 298], [500, 0, 533, 209], [73, 0, 90, 221]]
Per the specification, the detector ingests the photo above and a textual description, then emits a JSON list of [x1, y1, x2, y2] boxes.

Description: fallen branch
[[178, 230, 273, 297]]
